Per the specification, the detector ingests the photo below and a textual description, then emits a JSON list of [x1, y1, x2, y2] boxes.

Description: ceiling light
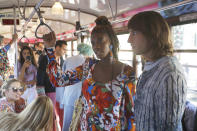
[[52, 1, 64, 15]]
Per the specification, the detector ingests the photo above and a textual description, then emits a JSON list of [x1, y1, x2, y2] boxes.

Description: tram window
[[73, 41, 77, 51], [172, 23, 197, 106], [174, 52, 197, 106], [117, 34, 133, 66], [118, 34, 132, 50], [66, 41, 72, 57], [73, 51, 78, 56], [172, 23, 197, 49]]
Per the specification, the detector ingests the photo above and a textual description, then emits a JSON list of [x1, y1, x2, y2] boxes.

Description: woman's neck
[[99, 53, 114, 65]]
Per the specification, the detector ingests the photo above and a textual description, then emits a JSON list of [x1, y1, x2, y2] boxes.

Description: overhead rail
[[111, 0, 196, 24], [17, 0, 28, 21], [22, 0, 45, 31], [107, 0, 118, 20], [35, 8, 53, 39], [13, 5, 18, 79], [19, 30, 30, 43]]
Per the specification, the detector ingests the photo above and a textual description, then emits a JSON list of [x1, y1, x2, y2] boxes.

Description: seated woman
[[0, 96, 53, 131], [0, 79, 26, 113], [44, 16, 136, 130]]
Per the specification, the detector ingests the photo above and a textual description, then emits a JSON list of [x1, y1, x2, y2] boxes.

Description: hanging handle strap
[[34, 7, 53, 39], [35, 21, 53, 39], [19, 35, 30, 43]]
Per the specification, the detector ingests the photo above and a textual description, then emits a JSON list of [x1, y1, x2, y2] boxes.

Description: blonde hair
[[0, 96, 53, 131]]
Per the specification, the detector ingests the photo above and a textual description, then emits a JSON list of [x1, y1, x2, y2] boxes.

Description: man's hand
[[9, 33, 18, 45], [43, 31, 56, 48]]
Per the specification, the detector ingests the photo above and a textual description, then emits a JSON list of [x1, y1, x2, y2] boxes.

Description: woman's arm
[[46, 48, 83, 87], [43, 32, 86, 87]]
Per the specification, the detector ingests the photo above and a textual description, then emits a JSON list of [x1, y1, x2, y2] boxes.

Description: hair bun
[[95, 16, 111, 26]]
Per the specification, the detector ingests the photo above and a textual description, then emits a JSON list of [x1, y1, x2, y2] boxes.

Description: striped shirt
[[135, 56, 187, 131]]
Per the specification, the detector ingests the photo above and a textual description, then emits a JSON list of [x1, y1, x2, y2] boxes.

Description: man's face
[[128, 29, 150, 56], [55, 44, 67, 57], [35, 43, 44, 52]]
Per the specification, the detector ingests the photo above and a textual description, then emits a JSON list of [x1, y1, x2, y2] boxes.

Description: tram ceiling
[[0, 0, 160, 38]]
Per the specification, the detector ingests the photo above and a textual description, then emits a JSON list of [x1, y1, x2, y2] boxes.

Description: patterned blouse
[[0, 97, 26, 113], [0, 97, 15, 112], [46, 48, 136, 131], [0, 45, 11, 81]]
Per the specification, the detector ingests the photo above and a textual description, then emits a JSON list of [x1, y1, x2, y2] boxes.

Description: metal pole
[[23, 0, 45, 30], [107, 0, 114, 20], [13, 5, 18, 78]]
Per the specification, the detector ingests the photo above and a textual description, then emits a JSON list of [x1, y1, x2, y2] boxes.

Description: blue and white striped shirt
[[135, 56, 187, 131]]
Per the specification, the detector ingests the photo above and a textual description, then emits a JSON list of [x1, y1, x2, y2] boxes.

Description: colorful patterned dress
[[0, 45, 11, 81], [0, 97, 26, 113], [0, 97, 15, 112], [46, 48, 136, 131]]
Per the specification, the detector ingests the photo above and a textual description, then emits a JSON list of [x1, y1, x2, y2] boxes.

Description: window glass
[[117, 34, 133, 66], [118, 34, 132, 50], [73, 41, 77, 50], [67, 41, 72, 50], [73, 51, 79, 56], [172, 23, 197, 49], [174, 53, 197, 106]]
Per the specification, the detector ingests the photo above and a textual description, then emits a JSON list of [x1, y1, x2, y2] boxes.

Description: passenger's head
[[1, 79, 26, 101], [128, 11, 173, 61], [55, 40, 67, 57], [34, 42, 44, 52], [77, 43, 93, 57], [0, 96, 53, 131], [17, 96, 53, 131], [91, 16, 119, 60], [19, 46, 37, 67]]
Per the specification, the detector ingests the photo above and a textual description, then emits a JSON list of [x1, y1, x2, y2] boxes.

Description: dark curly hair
[[91, 16, 119, 60]]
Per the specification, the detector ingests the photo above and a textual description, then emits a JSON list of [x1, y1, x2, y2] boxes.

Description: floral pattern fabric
[[46, 48, 136, 131], [0, 45, 11, 81], [0, 97, 15, 112]]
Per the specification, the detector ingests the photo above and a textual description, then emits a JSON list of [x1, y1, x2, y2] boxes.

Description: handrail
[[34, 8, 53, 39], [22, 0, 45, 30], [19, 35, 30, 43], [17, 0, 28, 21]]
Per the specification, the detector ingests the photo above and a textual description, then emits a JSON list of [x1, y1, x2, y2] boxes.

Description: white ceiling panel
[[0, 0, 161, 38]]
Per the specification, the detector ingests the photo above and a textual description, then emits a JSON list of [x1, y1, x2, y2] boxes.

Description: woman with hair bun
[[43, 16, 136, 131]]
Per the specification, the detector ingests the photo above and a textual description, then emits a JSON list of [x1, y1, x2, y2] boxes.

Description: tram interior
[[0, 0, 197, 105]]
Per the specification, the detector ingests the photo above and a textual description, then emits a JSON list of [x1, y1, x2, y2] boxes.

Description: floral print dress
[[46, 48, 136, 131], [0, 97, 15, 112], [0, 45, 11, 81]]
